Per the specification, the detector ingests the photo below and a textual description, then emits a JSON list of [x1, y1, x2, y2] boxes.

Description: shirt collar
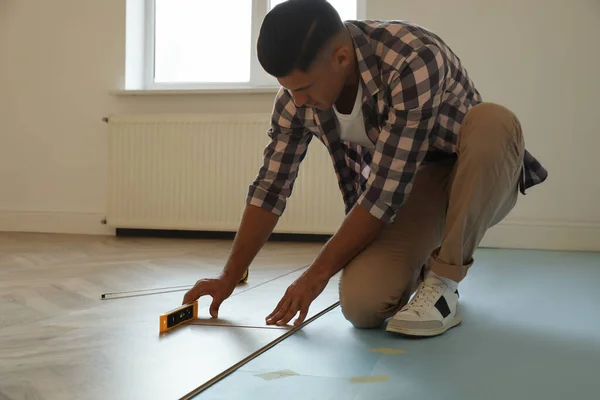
[[344, 22, 383, 103]]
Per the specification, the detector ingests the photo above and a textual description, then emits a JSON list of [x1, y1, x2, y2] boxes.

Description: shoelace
[[405, 283, 444, 313]]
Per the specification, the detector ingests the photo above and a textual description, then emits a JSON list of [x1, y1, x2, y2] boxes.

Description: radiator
[[106, 113, 345, 234]]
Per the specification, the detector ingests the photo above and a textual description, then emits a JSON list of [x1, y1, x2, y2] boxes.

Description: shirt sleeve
[[246, 87, 312, 216], [356, 44, 447, 223]]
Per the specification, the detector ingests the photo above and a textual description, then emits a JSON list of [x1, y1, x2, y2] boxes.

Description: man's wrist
[[220, 264, 244, 283], [308, 259, 339, 280], [309, 204, 385, 279]]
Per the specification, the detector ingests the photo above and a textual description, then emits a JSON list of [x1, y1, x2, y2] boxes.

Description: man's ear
[[327, 46, 346, 72]]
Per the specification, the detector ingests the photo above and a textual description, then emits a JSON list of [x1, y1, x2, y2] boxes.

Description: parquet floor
[[0, 232, 332, 400]]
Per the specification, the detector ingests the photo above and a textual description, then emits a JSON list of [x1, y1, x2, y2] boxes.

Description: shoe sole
[[385, 308, 463, 337]]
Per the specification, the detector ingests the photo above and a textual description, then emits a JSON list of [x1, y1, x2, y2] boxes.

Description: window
[[140, 0, 364, 91], [153, 0, 254, 85]]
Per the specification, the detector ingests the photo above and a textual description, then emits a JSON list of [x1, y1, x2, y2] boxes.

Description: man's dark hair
[[257, 0, 345, 78]]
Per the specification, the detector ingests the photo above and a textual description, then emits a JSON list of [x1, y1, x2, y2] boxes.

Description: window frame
[[142, 0, 366, 91]]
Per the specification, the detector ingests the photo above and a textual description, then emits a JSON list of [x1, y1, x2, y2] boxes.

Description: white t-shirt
[[333, 83, 374, 149]]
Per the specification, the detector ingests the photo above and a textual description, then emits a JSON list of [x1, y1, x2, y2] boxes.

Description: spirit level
[[159, 301, 198, 333]]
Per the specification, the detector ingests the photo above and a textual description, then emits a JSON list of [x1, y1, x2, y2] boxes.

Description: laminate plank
[[0, 232, 326, 400], [0, 232, 322, 326], [0, 324, 284, 400]]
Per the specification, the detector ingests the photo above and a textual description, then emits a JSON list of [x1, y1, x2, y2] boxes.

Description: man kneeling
[[182, 0, 547, 337]]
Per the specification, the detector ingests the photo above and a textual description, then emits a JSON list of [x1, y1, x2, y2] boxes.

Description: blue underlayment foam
[[194, 248, 600, 400]]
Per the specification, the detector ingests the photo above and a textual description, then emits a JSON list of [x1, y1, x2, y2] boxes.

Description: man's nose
[[292, 92, 308, 107]]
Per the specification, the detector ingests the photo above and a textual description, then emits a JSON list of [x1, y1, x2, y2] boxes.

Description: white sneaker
[[386, 275, 462, 337]]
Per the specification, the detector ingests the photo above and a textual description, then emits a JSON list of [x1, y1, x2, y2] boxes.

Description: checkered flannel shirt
[[247, 20, 548, 223]]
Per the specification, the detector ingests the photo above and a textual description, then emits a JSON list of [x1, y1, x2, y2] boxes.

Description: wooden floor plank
[[0, 232, 332, 400]]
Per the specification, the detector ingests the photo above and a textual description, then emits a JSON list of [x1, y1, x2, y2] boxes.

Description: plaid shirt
[[247, 20, 548, 223]]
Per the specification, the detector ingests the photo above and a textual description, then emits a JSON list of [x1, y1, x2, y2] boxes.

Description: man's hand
[[182, 276, 237, 318], [266, 268, 329, 327], [264, 205, 384, 327]]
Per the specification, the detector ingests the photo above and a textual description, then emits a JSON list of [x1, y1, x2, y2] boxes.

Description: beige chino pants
[[339, 102, 525, 328]]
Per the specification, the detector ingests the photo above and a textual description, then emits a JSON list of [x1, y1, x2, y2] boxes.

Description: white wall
[[368, 0, 600, 251], [1, 0, 598, 250]]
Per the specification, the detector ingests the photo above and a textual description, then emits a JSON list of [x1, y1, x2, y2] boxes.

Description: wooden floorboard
[[0, 232, 329, 400]]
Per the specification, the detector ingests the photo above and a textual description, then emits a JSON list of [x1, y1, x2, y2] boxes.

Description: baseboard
[[115, 228, 331, 242], [0, 210, 598, 251], [0, 210, 115, 235], [480, 219, 600, 251]]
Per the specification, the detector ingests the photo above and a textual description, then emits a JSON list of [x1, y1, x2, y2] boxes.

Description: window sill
[[111, 87, 281, 96]]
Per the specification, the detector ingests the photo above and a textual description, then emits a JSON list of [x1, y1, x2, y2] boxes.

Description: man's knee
[[464, 103, 523, 144], [339, 290, 389, 329], [337, 227, 429, 329], [466, 102, 517, 126], [339, 273, 408, 329]]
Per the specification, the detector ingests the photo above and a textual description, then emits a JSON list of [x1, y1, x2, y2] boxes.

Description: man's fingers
[[294, 303, 310, 327], [266, 297, 291, 325], [182, 288, 198, 305], [182, 290, 196, 305], [265, 303, 281, 321], [182, 280, 213, 305], [209, 295, 224, 318], [266, 290, 290, 321], [266, 298, 289, 324], [276, 298, 301, 326]]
